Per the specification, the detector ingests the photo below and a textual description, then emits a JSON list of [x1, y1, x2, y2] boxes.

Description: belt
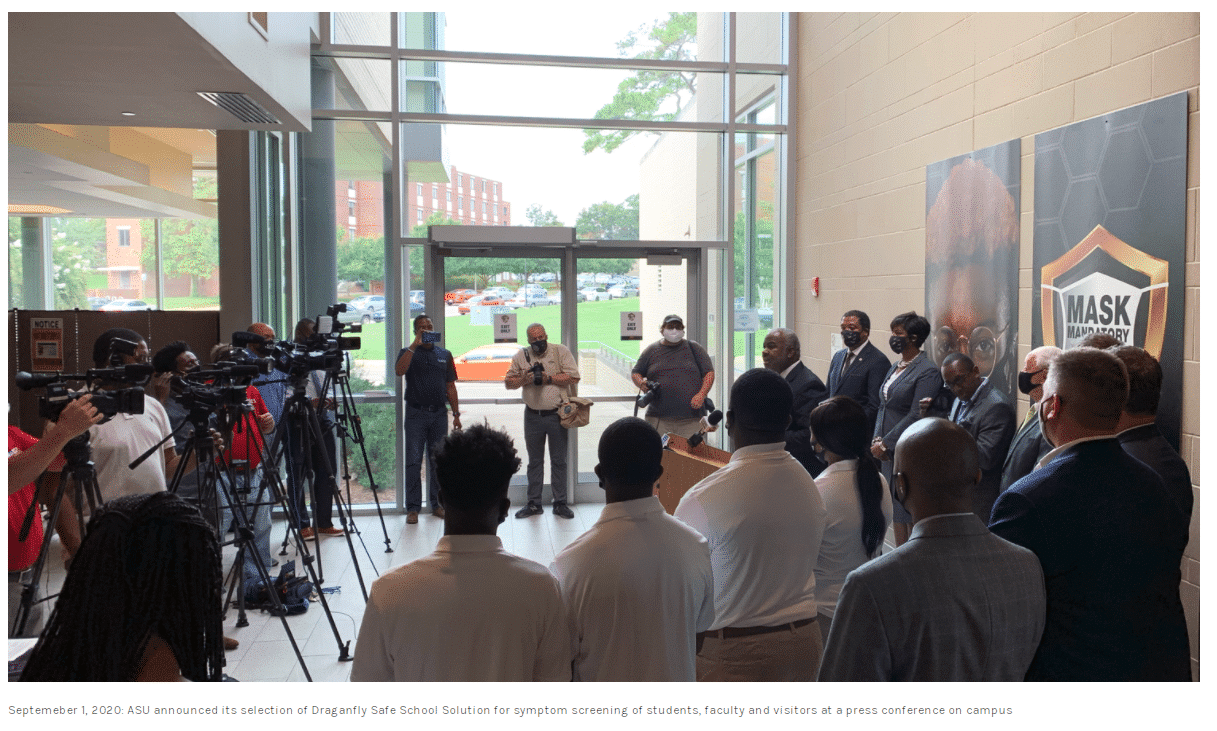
[[408, 402, 444, 413], [526, 406, 559, 416], [698, 616, 816, 640]]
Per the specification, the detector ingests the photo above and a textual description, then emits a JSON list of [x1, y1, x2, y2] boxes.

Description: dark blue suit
[[827, 340, 890, 435], [948, 379, 1016, 520], [989, 438, 1190, 681], [874, 352, 943, 524], [1118, 423, 1194, 525], [783, 361, 828, 477]]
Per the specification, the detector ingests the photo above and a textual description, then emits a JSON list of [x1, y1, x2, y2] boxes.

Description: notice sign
[[621, 311, 642, 340], [734, 309, 759, 333], [494, 312, 518, 343], [31, 318, 64, 372]]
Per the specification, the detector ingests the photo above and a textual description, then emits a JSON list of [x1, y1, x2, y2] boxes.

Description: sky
[[438, 9, 683, 226]]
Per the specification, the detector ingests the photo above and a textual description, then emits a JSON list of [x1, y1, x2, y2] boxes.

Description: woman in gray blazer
[[870, 312, 944, 546]]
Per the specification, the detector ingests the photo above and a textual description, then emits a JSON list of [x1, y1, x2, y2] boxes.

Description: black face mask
[[841, 330, 863, 349], [889, 335, 908, 354], [1018, 370, 1043, 395], [530, 340, 548, 356]]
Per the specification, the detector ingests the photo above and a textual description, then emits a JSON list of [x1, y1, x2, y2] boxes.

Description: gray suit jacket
[[949, 379, 1016, 520], [999, 410, 1052, 493], [818, 513, 1046, 682]]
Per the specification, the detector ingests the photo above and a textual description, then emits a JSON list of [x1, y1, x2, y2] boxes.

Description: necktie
[[840, 351, 854, 380]]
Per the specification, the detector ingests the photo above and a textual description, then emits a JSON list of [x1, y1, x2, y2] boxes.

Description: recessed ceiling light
[[121, 111, 136, 116]]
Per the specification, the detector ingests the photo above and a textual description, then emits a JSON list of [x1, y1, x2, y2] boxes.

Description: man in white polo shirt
[[351, 424, 571, 682], [675, 368, 827, 681], [551, 417, 714, 681]]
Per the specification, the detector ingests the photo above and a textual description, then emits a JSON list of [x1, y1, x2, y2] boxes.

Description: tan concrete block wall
[[793, 11, 1200, 679]]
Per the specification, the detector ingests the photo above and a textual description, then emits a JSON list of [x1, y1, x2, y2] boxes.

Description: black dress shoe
[[552, 503, 575, 519], [515, 504, 544, 518]]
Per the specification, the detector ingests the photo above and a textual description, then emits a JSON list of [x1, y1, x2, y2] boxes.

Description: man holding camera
[[632, 315, 715, 439], [505, 324, 581, 519], [396, 315, 462, 524]]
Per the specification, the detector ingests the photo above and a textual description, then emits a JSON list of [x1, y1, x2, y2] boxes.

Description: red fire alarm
[[812, 276, 820, 297]]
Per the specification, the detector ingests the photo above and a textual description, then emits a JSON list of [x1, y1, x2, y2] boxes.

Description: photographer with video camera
[[9, 395, 103, 636], [632, 315, 715, 438], [286, 319, 344, 539], [504, 323, 581, 519], [395, 314, 461, 524]]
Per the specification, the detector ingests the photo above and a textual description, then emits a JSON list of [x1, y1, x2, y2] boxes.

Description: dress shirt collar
[[848, 341, 866, 357], [1116, 422, 1158, 440], [910, 512, 987, 539], [818, 458, 858, 477], [727, 442, 787, 464], [959, 377, 990, 408], [596, 495, 665, 525], [435, 534, 504, 553], [780, 361, 799, 379], [1035, 434, 1119, 470]]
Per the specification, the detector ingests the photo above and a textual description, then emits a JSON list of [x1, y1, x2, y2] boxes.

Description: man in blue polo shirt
[[395, 315, 462, 524]]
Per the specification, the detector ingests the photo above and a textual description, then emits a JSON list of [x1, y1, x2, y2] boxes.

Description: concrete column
[[19, 217, 52, 309], [299, 59, 338, 322], [216, 130, 254, 340]]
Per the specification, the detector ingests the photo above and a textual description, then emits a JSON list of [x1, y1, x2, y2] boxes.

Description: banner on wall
[[1033, 92, 1188, 448], [925, 139, 1021, 403]]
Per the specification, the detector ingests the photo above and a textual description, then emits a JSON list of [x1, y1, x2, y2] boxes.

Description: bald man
[[818, 418, 1045, 681], [762, 328, 827, 476], [998, 346, 1061, 494], [989, 348, 1190, 680]]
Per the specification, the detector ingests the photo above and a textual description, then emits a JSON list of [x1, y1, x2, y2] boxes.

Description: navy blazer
[[1118, 422, 1194, 525], [949, 379, 1016, 520], [989, 438, 1190, 681], [827, 340, 890, 434], [784, 361, 828, 477], [999, 410, 1052, 493]]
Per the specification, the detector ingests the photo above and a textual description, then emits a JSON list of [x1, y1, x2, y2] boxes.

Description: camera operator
[[286, 319, 343, 538], [9, 396, 102, 636], [631, 315, 715, 438], [151, 341, 211, 517], [395, 315, 461, 524], [504, 323, 581, 519]]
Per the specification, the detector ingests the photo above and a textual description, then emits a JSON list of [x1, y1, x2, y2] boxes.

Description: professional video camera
[[636, 380, 662, 408], [15, 337, 153, 423], [173, 352, 274, 415], [254, 305, 363, 377]]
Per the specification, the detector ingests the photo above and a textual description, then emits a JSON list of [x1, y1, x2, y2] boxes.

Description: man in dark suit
[[762, 328, 827, 476], [818, 418, 1045, 681], [826, 310, 890, 434], [999, 346, 1061, 493], [989, 347, 1190, 681], [928, 352, 1016, 520]]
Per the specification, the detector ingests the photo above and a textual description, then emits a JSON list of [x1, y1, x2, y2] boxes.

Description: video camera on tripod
[[251, 304, 363, 377], [15, 337, 152, 423]]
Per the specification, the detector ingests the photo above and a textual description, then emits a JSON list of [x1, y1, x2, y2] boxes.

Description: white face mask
[[663, 328, 684, 343]]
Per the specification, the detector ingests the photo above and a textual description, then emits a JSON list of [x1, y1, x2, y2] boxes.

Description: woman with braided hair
[[20, 491, 224, 682]]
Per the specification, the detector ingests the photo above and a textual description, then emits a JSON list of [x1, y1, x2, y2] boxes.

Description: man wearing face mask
[[998, 346, 1061, 494], [505, 324, 581, 519], [632, 315, 715, 438], [988, 347, 1189, 680], [827, 310, 890, 435]]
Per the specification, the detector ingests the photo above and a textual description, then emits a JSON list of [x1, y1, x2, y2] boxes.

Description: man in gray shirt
[[631, 314, 715, 438]]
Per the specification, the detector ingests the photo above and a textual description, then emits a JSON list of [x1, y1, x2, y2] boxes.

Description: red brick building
[[336, 165, 512, 240]]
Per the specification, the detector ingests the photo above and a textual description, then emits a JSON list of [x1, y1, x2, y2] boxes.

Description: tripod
[[331, 352, 394, 555], [10, 433, 104, 638]]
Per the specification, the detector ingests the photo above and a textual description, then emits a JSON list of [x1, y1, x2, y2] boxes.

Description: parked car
[[445, 289, 478, 304], [547, 290, 585, 305], [580, 286, 612, 302], [607, 284, 639, 298], [458, 294, 505, 315], [87, 296, 113, 310], [453, 343, 519, 382], [409, 290, 425, 304], [409, 299, 425, 318], [506, 290, 549, 309], [482, 286, 514, 299], [338, 294, 386, 324], [99, 299, 153, 312]]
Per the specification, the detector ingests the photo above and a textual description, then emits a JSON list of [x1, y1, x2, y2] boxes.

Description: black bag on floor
[[244, 560, 312, 615]]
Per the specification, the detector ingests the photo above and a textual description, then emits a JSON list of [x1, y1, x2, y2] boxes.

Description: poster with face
[[925, 141, 1021, 403], [1033, 92, 1188, 449]]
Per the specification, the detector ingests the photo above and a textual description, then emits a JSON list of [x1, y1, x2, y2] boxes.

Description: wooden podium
[[655, 433, 731, 514]]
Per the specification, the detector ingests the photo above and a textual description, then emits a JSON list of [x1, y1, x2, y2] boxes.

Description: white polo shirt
[[550, 495, 714, 681], [351, 534, 572, 682], [674, 442, 826, 630], [813, 459, 893, 617], [88, 394, 172, 505]]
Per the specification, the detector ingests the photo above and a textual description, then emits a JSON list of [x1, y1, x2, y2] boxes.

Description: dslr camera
[[529, 361, 546, 386], [636, 380, 661, 408]]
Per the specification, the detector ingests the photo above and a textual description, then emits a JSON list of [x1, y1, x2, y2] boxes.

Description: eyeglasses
[[933, 325, 1003, 367]]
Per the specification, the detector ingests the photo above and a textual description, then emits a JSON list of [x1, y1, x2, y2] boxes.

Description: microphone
[[687, 409, 723, 448]]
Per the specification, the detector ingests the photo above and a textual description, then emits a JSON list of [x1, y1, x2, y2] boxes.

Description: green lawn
[[348, 296, 765, 365]]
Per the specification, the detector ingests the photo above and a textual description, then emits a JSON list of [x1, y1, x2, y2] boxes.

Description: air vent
[[197, 92, 280, 124]]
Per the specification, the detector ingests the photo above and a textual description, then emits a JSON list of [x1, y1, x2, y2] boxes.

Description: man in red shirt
[[8, 395, 103, 636]]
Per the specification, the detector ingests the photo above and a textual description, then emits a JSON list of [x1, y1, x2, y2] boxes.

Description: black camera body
[[636, 380, 661, 408], [422, 331, 442, 344], [530, 361, 545, 386], [16, 369, 147, 424]]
